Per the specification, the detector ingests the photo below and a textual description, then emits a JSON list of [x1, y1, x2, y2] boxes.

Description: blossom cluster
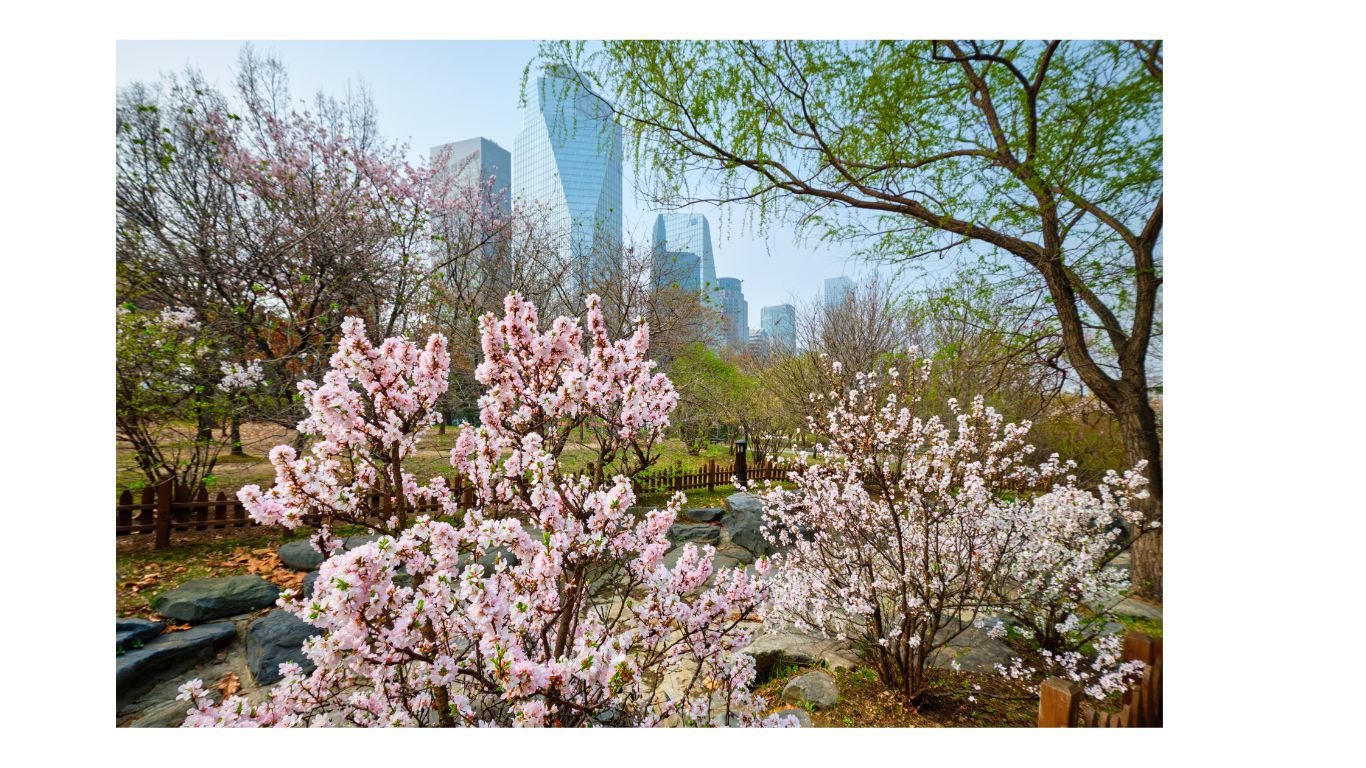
[[218, 360, 265, 392], [757, 360, 1150, 700], [188, 295, 788, 727], [237, 316, 449, 541]]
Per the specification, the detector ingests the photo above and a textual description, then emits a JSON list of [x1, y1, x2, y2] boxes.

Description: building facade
[[760, 303, 797, 352], [651, 213, 717, 301], [717, 277, 748, 349], [824, 276, 855, 311], [429, 137, 512, 291], [513, 66, 623, 293]]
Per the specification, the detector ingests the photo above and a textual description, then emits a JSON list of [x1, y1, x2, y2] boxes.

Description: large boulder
[[1113, 596, 1162, 621], [301, 571, 320, 599], [153, 576, 280, 623], [683, 507, 724, 523], [116, 622, 237, 706], [723, 492, 764, 517], [740, 632, 859, 681], [247, 609, 320, 685], [928, 620, 1015, 673], [116, 618, 164, 653], [278, 539, 325, 571], [667, 523, 722, 546], [772, 707, 813, 727], [782, 670, 839, 709]]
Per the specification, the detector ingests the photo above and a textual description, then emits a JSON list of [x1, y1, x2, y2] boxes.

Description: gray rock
[[126, 697, 194, 728], [684, 507, 724, 523], [343, 534, 381, 551], [714, 545, 754, 566], [247, 609, 320, 685], [782, 670, 839, 709], [741, 632, 857, 681], [723, 492, 764, 517], [301, 571, 320, 599], [1114, 596, 1162, 621], [278, 539, 326, 571], [116, 622, 237, 706], [928, 620, 1014, 673], [668, 523, 722, 546], [153, 576, 281, 623], [772, 707, 812, 727], [116, 618, 164, 653]]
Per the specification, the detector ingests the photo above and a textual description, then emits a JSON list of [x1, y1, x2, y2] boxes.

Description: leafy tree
[[539, 40, 1164, 598]]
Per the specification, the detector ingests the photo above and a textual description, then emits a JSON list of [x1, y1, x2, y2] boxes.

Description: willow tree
[[538, 40, 1164, 599]]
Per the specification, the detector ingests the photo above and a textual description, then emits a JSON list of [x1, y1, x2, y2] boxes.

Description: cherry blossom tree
[[758, 357, 1151, 702], [183, 295, 793, 727]]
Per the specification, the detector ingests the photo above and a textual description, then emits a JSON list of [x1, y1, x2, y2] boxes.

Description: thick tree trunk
[[196, 407, 214, 444], [1116, 389, 1163, 602]]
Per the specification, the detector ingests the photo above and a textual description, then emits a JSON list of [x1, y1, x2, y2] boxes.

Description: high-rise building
[[429, 137, 512, 291], [747, 328, 771, 357], [513, 66, 623, 293], [651, 213, 717, 301], [760, 303, 797, 352], [653, 250, 702, 293], [824, 276, 855, 311], [717, 277, 747, 349]]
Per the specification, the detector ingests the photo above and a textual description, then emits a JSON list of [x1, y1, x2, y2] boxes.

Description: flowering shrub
[[758, 359, 1150, 702], [993, 463, 1153, 652], [183, 295, 791, 727], [115, 304, 259, 490]]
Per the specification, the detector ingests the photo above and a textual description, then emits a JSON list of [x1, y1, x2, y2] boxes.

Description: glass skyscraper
[[513, 66, 623, 292], [824, 276, 855, 311], [429, 137, 512, 291], [652, 213, 717, 301], [717, 277, 748, 349], [760, 303, 797, 351]]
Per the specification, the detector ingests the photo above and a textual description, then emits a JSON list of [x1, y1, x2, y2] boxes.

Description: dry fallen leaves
[[213, 671, 240, 698], [205, 547, 304, 593]]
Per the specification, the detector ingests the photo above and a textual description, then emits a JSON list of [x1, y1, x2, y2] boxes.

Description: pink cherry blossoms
[[187, 296, 792, 727], [236, 316, 450, 543]]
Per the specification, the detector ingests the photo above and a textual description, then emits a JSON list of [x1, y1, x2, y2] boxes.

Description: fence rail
[[1038, 631, 1163, 727]]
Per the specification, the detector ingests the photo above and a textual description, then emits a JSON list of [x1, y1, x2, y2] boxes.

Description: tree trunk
[[230, 412, 244, 455], [196, 407, 214, 444], [1116, 390, 1163, 602]]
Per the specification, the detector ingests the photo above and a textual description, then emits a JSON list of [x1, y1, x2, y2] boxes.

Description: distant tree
[[539, 41, 1164, 598]]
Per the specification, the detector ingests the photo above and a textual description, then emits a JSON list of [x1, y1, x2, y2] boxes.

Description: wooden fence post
[[154, 477, 173, 550], [734, 439, 747, 487], [1039, 678, 1082, 727], [706, 459, 716, 492]]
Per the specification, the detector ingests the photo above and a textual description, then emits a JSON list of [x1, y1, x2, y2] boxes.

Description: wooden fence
[[117, 476, 482, 550], [630, 458, 790, 496], [1038, 631, 1163, 727]]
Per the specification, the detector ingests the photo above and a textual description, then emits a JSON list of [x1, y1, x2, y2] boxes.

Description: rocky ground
[[115, 491, 1162, 727]]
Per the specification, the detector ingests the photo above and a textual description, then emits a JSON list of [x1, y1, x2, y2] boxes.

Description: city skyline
[[114, 40, 875, 314]]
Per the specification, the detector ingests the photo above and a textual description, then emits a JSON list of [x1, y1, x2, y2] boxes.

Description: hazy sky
[[116, 40, 885, 324]]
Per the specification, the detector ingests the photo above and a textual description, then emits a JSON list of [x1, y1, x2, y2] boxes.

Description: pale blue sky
[[116, 40, 880, 324]]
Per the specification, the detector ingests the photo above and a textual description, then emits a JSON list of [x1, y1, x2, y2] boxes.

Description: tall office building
[[651, 213, 717, 301], [717, 277, 748, 349], [760, 303, 797, 351], [653, 249, 702, 293], [747, 328, 771, 357], [824, 276, 855, 311], [513, 66, 623, 292], [429, 137, 512, 291]]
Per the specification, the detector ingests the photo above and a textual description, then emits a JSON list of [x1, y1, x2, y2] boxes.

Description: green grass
[[1115, 615, 1164, 637]]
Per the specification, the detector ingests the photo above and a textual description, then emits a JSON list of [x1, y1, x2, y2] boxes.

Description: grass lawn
[[117, 422, 743, 498]]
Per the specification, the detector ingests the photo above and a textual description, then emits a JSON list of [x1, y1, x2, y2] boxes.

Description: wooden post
[[706, 459, 716, 492], [154, 477, 173, 550], [734, 439, 748, 487], [1039, 678, 1081, 727]]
